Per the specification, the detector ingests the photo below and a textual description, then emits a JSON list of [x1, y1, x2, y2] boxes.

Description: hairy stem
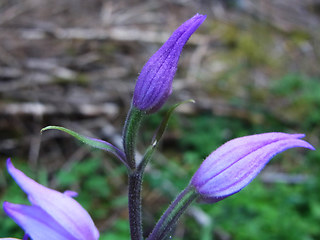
[[128, 171, 144, 240], [147, 185, 198, 240]]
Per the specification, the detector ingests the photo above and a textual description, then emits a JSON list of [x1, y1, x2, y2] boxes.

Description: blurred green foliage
[[271, 73, 320, 130]]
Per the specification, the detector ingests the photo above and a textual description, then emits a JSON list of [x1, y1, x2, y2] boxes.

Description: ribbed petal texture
[[191, 133, 314, 202], [133, 14, 206, 113], [3, 159, 99, 240]]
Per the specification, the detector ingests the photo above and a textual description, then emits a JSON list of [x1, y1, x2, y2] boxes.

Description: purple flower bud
[[133, 14, 206, 113], [3, 159, 99, 240], [191, 133, 315, 203]]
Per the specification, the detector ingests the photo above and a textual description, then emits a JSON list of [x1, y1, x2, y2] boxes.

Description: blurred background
[[1, 0, 320, 239]]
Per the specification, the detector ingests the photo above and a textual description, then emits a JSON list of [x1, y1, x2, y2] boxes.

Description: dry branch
[[19, 27, 207, 45], [0, 102, 119, 117]]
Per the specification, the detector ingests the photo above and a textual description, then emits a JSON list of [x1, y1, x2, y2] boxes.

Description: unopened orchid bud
[[133, 14, 206, 113], [191, 133, 314, 203]]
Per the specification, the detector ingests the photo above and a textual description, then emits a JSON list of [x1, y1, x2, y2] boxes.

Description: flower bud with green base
[[147, 133, 314, 240], [124, 14, 206, 169], [124, 14, 206, 240]]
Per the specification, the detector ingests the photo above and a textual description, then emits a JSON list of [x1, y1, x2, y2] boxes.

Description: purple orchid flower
[[133, 13, 206, 113], [191, 132, 315, 203], [3, 159, 99, 240]]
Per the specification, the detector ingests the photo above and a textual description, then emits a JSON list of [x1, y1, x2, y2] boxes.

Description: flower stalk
[[123, 14, 206, 239], [128, 171, 144, 240], [123, 106, 145, 239], [147, 185, 198, 240]]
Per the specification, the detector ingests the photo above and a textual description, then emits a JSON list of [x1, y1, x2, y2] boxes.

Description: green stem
[[123, 106, 144, 170], [128, 171, 144, 240], [147, 185, 199, 240], [123, 106, 145, 239]]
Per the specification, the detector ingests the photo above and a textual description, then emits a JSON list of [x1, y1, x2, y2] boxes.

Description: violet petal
[[191, 133, 314, 201], [6, 159, 99, 240], [3, 202, 76, 240]]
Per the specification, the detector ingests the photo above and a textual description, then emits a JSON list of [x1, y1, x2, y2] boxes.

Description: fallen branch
[[19, 27, 208, 45]]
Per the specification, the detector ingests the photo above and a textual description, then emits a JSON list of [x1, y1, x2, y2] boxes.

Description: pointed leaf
[[138, 100, 195, 171], [152, 99, 195, 146], [41, 126, 128, 168]]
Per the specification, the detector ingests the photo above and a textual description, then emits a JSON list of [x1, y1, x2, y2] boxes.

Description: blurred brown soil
[[1, 0, 320, 164]]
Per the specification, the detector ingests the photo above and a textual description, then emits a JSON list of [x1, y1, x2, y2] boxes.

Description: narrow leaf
[[41, 126, 128, 168], [152, 99, 195, 146], [138, 100, 195, 171]]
